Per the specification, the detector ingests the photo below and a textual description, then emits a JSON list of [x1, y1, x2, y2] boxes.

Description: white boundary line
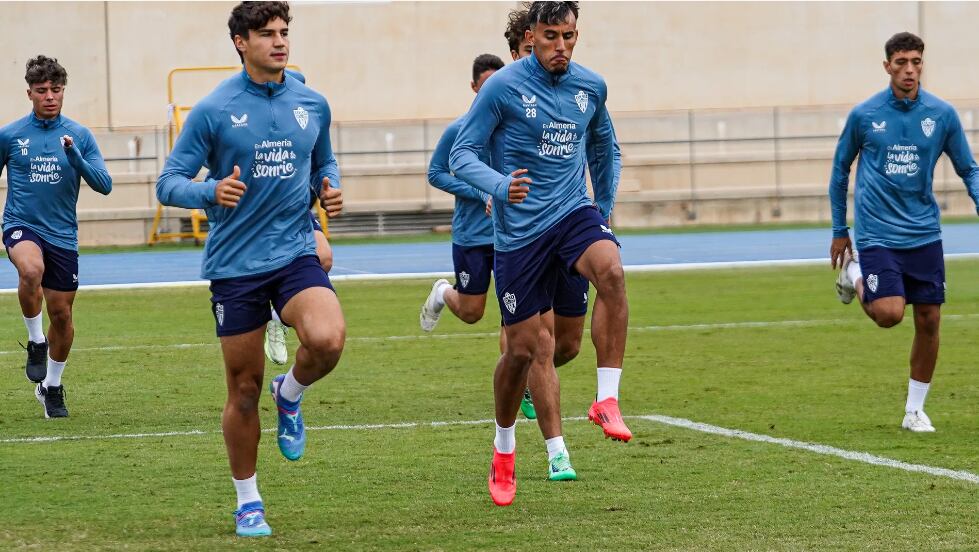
[[641, 415, 979, 484], [3, 413, 977, 485]]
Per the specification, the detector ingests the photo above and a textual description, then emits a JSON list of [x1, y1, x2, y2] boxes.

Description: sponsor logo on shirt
[[252, 139, 297, 179], [538, 121, 579, 159], [503, 292, 517, 314], [29, 156, 63, 184], [231, 113, 249, 128], [575, 90, 588, 113], [921, 117, 936, 138], [872, 121, 887, 133], [16, 138, 29, 156], [294, 106, 309, 130], [885, 144, 920, 177]]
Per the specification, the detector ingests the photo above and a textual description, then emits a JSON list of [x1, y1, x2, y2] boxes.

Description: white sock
[[597, 367, 622, 401], [278, 365, 308, 403], [270, 309, 282, 324], [494, 422, 516, 454], [24, 313, 45, 343], [434, 281, 450, 309], [232, 473, 262, 508], [906, 378, 930, 413], [544, 436, 566, 460], [43, 357, 66, 388], [846, 260, 862, 285]]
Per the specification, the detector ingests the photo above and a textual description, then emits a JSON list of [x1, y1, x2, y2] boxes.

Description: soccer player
[[503, 3, 625, 479], [419, 54, 503, 330], [831, 32, 979, 433], [450, 1, 631, 505], [0, 55, 112, 418], [157, 1, 345, 537]]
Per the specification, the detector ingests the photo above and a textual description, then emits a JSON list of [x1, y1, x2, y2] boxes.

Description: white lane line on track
[[1, 314, 978, 356], [3, 413, 977, 485]]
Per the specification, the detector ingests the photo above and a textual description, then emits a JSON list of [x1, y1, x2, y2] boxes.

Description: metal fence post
[[772, 106, 782, 218], [687, 109, 697, 220]]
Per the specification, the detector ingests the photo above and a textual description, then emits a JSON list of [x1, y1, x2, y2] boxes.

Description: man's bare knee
[[554, 338, 581, 367], [874, 311, 904, 328], [229, 380, 262, 413], [47, 304, 72, 328]]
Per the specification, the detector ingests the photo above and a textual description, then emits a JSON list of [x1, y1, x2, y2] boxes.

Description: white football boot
[[902, 410, 936, 433], [836, 251, 858, 305], [420, 279, 449, 332], [264, 319, 288, 365]]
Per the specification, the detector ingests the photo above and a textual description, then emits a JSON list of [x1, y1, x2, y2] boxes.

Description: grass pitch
[[3, 261, 979, 550]]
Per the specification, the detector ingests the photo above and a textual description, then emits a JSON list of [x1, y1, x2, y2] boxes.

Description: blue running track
[[2, 225, 979, 289]]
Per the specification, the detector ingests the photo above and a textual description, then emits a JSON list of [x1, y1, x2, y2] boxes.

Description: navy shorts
[[495, 206, 619, 326], [310, 211, 322, 232], [859, 240, 945, 305], [553, 269, 589, 318], [3, 227, 79, 292], [452, 243, 494, 295], [209, 255, 334, 337]]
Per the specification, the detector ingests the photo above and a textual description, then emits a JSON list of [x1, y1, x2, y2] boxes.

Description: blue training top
[[428, 115, 493, 247], [0, 113, 112, 250], [829, 87, 979, 250], [449, 54, 616, 253], [157, 69, 340, 280]]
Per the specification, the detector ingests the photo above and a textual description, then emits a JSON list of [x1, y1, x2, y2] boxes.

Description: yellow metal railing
[[149, 65, 329, 245]]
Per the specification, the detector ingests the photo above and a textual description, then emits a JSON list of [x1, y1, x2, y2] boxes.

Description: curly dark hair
[[885, 32, 924, 60], [228, 1, 292, 62], [25, 55, 67, 87], [504, 4, 531, 53], [527, 1, 579, 28]]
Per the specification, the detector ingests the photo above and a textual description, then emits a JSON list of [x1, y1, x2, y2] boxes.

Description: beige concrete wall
[[3, 1, 979, 128]]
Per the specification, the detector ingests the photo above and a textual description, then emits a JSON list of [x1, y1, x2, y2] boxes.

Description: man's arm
[[66, 129, 111, 195], [156, 107, 220, 209], [828, 108, 862, 267], [942, 108, 979, 212], [449, 77, 512, 203], [587, 108, 619, 220], [311, 99, 340, 191], [429, 122, 489, 204]]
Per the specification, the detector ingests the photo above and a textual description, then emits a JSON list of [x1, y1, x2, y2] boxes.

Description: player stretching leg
[[451, 2, 628, 505], [0, 56, 112, 418], [503, 5, 629, 440], [830, 32, 979, 433], [158, 1, 345, 536]]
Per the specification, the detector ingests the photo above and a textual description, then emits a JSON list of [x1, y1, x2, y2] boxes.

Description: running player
[[419, 54, 503, 330], [157, 1, 345, 536], [450, 1, 630, 505], [0, 55, 112, 418], [831, 32, 979, 433]]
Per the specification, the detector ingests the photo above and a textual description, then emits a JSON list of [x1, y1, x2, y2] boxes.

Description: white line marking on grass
[[3, 413, 977, 486], [641, 415, 979, 484], [2, 314, 979, 356]]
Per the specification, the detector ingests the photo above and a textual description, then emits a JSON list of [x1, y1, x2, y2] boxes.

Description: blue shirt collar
[[239, 69, 288, 98], [29, 112, 62, 129], [887, 86, 922, 112]]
